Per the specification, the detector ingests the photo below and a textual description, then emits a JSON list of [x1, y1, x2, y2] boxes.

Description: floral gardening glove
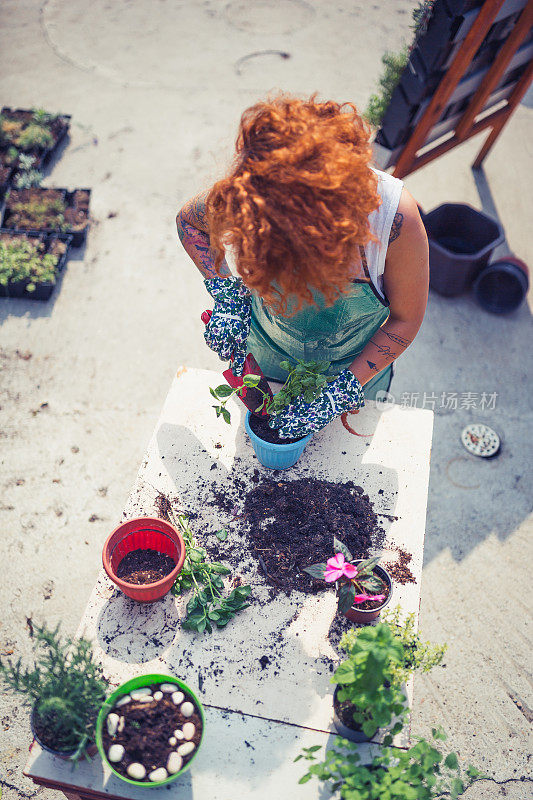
[[269, 369, 364, 439], [204, 276, 252, 375]]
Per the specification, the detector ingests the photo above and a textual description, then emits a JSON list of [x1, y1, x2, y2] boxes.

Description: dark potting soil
[[384, 547, 416, 585], [334, 689, 361, 732], [243, 477, 384, 594], [116, 549, 175, 584], [248, 412, 304, 445], [102, 687, 202, 781], [33, 710, 77, 754]]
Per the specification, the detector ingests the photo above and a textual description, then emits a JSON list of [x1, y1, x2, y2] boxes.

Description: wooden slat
[[455, 0, 533, 140], [393, 0, 506, 178], [473, 56, 533, 167], [407, 105, 510, 175]]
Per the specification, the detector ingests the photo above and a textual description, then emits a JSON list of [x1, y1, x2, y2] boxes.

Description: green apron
[[247, 271, 392, 400]]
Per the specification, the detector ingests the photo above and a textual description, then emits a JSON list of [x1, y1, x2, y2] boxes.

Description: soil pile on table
[[384, 547, 416, 585], [243, 477, 384, 594], [116, 549, 175, 584]]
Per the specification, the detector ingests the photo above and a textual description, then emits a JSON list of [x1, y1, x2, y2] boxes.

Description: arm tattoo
[[388, 212, 404, 244], [383, 330, 411, 347], [370, 340, 397, 358], [367, 360, 379, 372]]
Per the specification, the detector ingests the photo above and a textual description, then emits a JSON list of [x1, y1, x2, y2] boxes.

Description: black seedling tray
[[2, 187, 91, 247], [0, 228, 72, 300]]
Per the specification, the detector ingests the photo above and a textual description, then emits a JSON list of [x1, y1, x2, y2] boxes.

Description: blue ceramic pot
[[245, 411, 312, 470]]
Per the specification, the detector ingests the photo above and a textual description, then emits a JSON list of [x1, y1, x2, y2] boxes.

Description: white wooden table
[[25, 367, 434, 799]]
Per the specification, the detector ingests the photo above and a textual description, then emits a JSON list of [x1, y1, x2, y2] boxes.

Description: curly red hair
[[206, 93, 380, 315]]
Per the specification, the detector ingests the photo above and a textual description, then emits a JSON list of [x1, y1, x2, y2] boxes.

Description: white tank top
[[366, 168, 404, 299]]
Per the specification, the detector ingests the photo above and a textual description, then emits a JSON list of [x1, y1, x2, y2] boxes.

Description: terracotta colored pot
[[102, 517, 186, 602], [343, 563, 393, 624]]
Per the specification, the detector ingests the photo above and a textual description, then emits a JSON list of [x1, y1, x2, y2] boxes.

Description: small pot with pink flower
[[304, 538, 393, 624]]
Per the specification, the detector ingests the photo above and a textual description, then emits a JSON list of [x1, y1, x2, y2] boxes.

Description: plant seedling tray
[[2, 187, 91, 247], [0, 107, 71, 168], [0, 228, 72, 300]]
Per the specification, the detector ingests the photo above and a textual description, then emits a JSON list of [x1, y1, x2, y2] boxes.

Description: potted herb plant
[[330, 622, 408, 744], [0, 623, 107, 760], [210, 358, 334, 469], [0, 230, 72, 300], [96, 673, 204, 787], [304, 538, 392, 623], [296, 728, 484, 799]]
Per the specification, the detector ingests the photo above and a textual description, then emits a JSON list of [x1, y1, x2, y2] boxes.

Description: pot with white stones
[[96, 673, 204, 787]]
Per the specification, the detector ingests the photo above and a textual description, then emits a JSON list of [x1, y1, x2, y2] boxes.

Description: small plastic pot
[[244, 411, 312, 470], [423, 203, 505, 297], [30, 705, 90, 760], [102, 517, 186, 602], [96, 673, 205, 788], [332, 688, 369, 743], [342, 563, 393, 624], [473, 256, 529, 314]]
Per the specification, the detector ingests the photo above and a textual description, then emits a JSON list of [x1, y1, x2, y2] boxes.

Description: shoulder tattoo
[[388, 212, 404, 244]]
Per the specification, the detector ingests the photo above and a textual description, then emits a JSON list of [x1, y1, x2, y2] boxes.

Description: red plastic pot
[[102, 517, 186, 602]]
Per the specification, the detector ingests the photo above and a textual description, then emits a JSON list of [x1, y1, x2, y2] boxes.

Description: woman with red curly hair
[[177, 94, 428, 439]]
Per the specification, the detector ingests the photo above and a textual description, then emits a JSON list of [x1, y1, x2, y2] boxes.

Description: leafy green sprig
[[340, 605, 447, 688], [296, 729, 484, 799], [170, 512, 251, 634], [210, 358, 334, 425]]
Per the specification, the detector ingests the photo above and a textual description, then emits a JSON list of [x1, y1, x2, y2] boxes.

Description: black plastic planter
[[333, 688, 370, 743], [423, 203, 505, 297], [30, 706, 78, 759], [2, 187, 91, 247], [473, 256, 529, 314], [0, 107, 70, 167], [0, 229, 72, 300]]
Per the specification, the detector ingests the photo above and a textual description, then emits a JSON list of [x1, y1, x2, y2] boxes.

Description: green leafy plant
[[210, 358, 334, 424], [0, 236, 60, 291], [296, 729, 484, 799], [304, 537, 387, 613], [13, 154, 43, 189], [32, 108, 58, 125], [169, 511, 251, 633], [0, 623, 107, 760], [364, 47, 409, 127], [16, 123, 54, 151], [4, 146, 19, 166], [340, 605, 447, 688], [333, 623, 408, 743]]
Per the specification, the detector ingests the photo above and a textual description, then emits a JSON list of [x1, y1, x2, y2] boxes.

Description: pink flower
[[352, 593, 386, 604], [324, 553, 358, 583]]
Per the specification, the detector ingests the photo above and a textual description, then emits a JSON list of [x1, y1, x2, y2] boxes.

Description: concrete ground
[[0, 1, 531, 798]]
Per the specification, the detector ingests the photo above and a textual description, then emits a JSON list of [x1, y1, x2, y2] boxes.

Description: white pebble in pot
[[126, 762, 146, 780], [115, 695, 131, 708], [107, 744, 125, 763], [168, 736, 177, 746], [173, 729, 185, 740], [153, 691, 163, 701], [180, 701, 194, 717], [171, 691, 185, 705], [177, 741, 195, 757], [130, 688, 152, 700], [160, 683, 179, 693], [117, 716, 125, 733], [167, 752, 183, 774], [149, 767, 168, 782], [106, 713, 119, 736], [182, 722, 195, 740], [137, 695, 153, 703]]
